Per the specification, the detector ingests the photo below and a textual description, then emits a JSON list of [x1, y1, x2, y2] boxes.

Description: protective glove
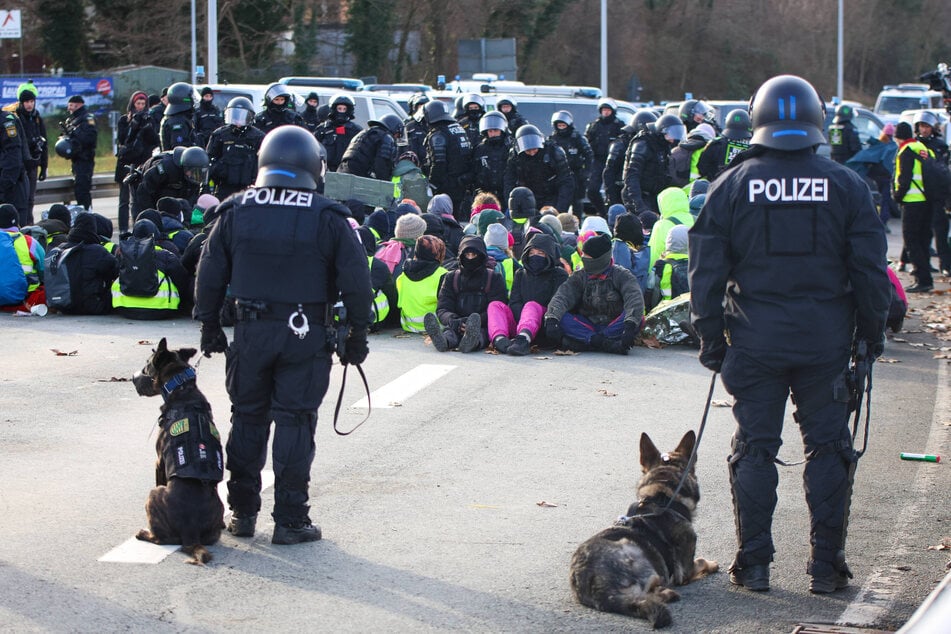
[[200, 322, 228, 358], [38, 168, 47, 182], [698, 337, 727, 372], [854, 336, 884, 362], [340, 330, 369, 366], [545, 317, 563, 341], [621, 322, 640, 348]]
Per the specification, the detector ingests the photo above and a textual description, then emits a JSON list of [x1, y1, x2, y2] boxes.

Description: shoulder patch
[[156, 163, 165, 175], [86, 115, 96, 125], [169, 418, 190, 436], [208, 420, 220, 440], [4, 122, 16, 138]]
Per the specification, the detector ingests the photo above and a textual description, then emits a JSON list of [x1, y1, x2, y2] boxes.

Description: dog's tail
[[181, 544, 212, 566], [635, 594, 672, 629]]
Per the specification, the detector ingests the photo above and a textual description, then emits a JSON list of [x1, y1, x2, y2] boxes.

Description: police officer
[[422, 100, 473, 219], [404, 93, 431, 169], [193, 87, 224, 149], [61, 95, 98, 210], [194, 126, 371, 545], [206, 97, 265, 200], [455, 93, 486, 149], [548, 110, 593, 215], [160, 82, 197, 151], [679, 99, 718, 134], [15, 83, 46, 225], [315, 94, 363, 173], [301, 92, 322, 134], [697, 108, 752, 182], [337, 114, 403, 180], [252, 83, 306, 135], [503, 124, 573, 213], [584, 98, 625, 215], [603, 109, 656, 207], [689, 74, 890, 594], [827, 104, 862, 164], [134, 146, 208, 215], [495, 96, 528, 134], [471, 110, 512, 203], [621, 113, 683, 213]]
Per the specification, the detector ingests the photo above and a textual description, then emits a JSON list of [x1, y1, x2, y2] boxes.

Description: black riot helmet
[[722, 108, 752, 141], [423, 100, 455, 125], [551, 110, 574, 131], [655, 113, 687, 142], [330, 93, 356, 122], [54, 136, 74, 159], [479, 111, 508, 135], [371, 113, 405, 137], [180, 147, 210, 185], [679, 99, 714, 124], [255, 126, 326, 190], [832, 104, 854, 124], [224, 97, 255, 127], [749, 74, 826, 150], [515, 124, 545, 153], [165, 82, 195, 116], [408, 92, 431, 115], [631, 108, 658, 133], [264, 83, 293, 110]]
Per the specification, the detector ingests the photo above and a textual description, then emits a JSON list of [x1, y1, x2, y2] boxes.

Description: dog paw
[[692, 557, 719, 578], [135, 529, 154, 542]]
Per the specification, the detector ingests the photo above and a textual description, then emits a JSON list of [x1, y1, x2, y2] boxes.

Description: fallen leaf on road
[[597, 389, 617, 397], [895, 565, 912, 571], [536, 501, 559, 508], [712, 399, 732, 407], [50, 349, 78, 356], [926, 538, 950, 551], [137, 340, 153, 346], [392, 332, 411, 339], [639, 336, 663, 349], [892, 337, 908, 343], [553, 349, 578, 356], [533, 356, 551, 360], [934, 353, 951, 360], [97, 377, 130, 382], [878, 357, 901, 363]]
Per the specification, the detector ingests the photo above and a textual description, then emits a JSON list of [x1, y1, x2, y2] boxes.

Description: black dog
[[133, 338, 224, 564], [569, 431, 718, 628]]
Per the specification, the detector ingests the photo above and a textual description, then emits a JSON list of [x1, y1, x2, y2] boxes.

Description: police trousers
[[71, 159, 94, 209], [224, 316, 331, 525], [719, 345, 854, 568]]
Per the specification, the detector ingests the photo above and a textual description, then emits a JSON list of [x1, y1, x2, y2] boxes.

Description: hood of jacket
[[66, 213, 101, 245], [656, 187, 689, 219], [520, 232, 560, 269], [426, 193, 454, 218]]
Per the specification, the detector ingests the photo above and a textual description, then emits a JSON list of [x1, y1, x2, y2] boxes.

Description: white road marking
[[838, 361, 950, 626], [350, 363, 456, 409], [99, 470, 275, 564]]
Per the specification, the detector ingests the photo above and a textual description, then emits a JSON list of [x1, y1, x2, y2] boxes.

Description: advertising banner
[[2, 77, 115, 116]]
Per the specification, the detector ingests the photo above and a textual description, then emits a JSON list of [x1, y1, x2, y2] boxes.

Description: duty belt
[[234, 299, 327, 323]]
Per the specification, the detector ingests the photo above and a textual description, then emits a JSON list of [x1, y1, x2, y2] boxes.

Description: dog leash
[[333, 362, 372, 436]]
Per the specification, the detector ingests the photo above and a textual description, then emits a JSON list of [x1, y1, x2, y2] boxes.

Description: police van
[[874, 84, 943, 126]]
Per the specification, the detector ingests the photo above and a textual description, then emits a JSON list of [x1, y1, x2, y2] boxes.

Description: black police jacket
[[206, 124, 265, 189], [424, 121, 473, 199], [549, 127, 594, 180], [919, 135, 950, 164], [622, 131, 671, 212], [472, 135, 512, 200], [337, 126, 398, 180], [503, 142, 573, 212], [252, 107, 305, 136], [160, 112, 196, 151], [0, 112, 28, 199], [302, 106, 322, 134], [60, 214, 119, 315], [584, 115, 625, 162], [194, 102, 224, 148], [404, 118, 429, 169], [689, 147, 892, 353], [827, 121, 861, 164], [134, 154, 199, 213], [16, 105, 47, 171], [194, 187, 372, 331], [697, 137, 750, 182], [603, 128, 636, 202], [315, 119, 363, 172], [64, 106, 98, 162]]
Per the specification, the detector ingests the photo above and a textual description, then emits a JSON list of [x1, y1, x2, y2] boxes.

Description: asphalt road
[[0, 195, 947, 633]]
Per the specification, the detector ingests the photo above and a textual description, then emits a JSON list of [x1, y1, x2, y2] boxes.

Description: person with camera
[[59, 95, 98, 211], [115, 91, 156, 234], [15, 83, 47, 226], [688, 75, 891, 594], [194, 126, 372, 545]]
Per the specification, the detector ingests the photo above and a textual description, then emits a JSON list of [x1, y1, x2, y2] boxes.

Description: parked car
[[874, 83, 944, 126]]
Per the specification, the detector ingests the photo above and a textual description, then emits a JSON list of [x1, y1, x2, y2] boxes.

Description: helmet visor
[[224, 107, 253, 127], [185, 166, 209, 185], [664, 123, 687, 142]]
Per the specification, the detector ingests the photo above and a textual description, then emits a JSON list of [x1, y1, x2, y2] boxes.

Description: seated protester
[[0, 204, 44, 311], [396, 234, 449, 333], [427, 193, 463, 257], [181, 200, 223, 277], [354, 222, 396, 330], [38, 204, 72, 249], [88, 212, 118, 256], [544, 233, 645, 355], [581, 214, 612, 237], [647, 186, 694, 271], [689, 193, 706, 218], [156, 196, 195, 254], [508, 186, 537, 259], [536, 215, 576, 267], [111, 218, 191, 320], [135, 209, 180, 256], [344, 198, 372, 226], [651, 224, 690, 306], [612, 212, 649, 296], [470, 191, 504, 224], [484, 223, 521, 293], [489, 232, 568, 356], [364, 208, 392, 244], [424, 235, 507, 353], [53, 212, 119, 315], [375, 213, 425, 277]]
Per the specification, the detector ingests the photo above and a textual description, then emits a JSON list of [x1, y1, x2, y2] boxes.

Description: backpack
[[118, 235, 160, 297], [0, 231, 27, 305], [44, 245, 79, 310], [912, 151, 951, 205]]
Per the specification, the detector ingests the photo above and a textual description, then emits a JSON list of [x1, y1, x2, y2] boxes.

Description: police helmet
[[462, 93, 486, 111], [264, 83, 293, 109], [749, 74, 826, 150], [408, 92, 431, 114], [515, 124, 545, 153], [496, 96, 517, 111], [54, 136, 74, 159], [597, 98, 617, 115], [479, 111, 508, 135], [164, 82, 195, 116], [330, 93, 356, 120], [913, 110, 940, 131], [180, 147, 210, 185], [371, 113, 405, 137], [679, 99, 714, 123], [172, 145, 187, 165], [255, 126, 326, 190], [833, 104, 855, 124], [722, 108, 752, 141], [655, 114, 687, 142], [631, 109, 658, 133], [224, 97, 255, 127], [423, 100, 455, 125], [551, 110, 574, 130]]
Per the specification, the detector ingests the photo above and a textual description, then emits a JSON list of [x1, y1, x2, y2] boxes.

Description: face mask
[[460, 255, 482, 272], [526, 254, 548, 274]]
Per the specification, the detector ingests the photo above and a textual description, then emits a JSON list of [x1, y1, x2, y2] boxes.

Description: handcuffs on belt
[[288, 304, 309, 339]]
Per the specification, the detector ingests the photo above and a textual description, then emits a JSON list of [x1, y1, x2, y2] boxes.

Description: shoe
[[492, 335, 511, 354], [728, 561, 770, 592], [560, 337, 589, 352], [599, 337, 630, 355], [272, 522, 322, 545], [227, 513, 257, 537], [904, 283, 934, 293], [809, 554, 852, 594], [507, 334, 531, 356], [424, 313, 449, 352], [458, 313, 482, 353]]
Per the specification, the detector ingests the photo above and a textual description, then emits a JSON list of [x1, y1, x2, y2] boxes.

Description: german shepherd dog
[[132, 338, 225, 565], [569, 431, 718, 628]]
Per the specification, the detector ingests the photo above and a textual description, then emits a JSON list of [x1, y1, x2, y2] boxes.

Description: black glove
[[341, 330, 369, 366], [545, 317, 563, 341], [38, 168, 47, 182], [698, 337, 727, 372], [854, 336, 884, 362], [621, 322, 640, 348], [200, 322, 228, 358]]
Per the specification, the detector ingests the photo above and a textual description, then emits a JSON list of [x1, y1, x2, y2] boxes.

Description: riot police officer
[[697, 108, 752, 182], [471, 110, 512, 203], [503, 124, 573, 213], [827, 104, 861, 164], [194, 86, 224, 149], [584, 98, 625, 215], [194, 126, 372, 545], [603, 109, 655, 207], [689, 74, 891, 594], [422, 100, 473, 219], [621, 113, 683, 213], [548, 110, 594, 215], [315, 94, 363, 172], [495, 96, 528, 133], [160, 82, 197, 151], [456, 93, 486, 149], [60, 95, 98, 210], [252, 83, 305, 135], [301, 92, 322, 134], [404, 93, 431, 169], [338, 114, 403, 180], [206, 97, 266, 200], [679, 99, 718, 133], [134, 146, 208, 214]]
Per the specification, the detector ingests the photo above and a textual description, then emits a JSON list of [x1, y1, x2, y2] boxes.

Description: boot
[[227, 513, 257, 537], [728, 560, 770, 592], [809, 550, 852, 594], [507, 334, 531, 356], [272, 521, 322, 545], [458, 313, 483, 353], [599, 337, 630, 355], [492, 335, 511, 354], [424, 313, 449, 352]]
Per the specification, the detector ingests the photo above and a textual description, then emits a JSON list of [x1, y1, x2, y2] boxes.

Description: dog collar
[[162, 367, 197, 399]]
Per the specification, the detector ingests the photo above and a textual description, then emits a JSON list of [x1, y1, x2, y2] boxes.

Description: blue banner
[[2, 77, 115, 117]]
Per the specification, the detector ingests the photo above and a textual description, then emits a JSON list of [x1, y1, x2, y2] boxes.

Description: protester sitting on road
[[55, 212, 118, 315], [111, 218, 191, 320], [37, 204, 72, 250], [156, 197, 195, 254], [484, 223, 520, 294], [612, 212, 649, 296], [427, 193, 463, 257], [648, 186, 694, 271], [652, 224, 690, 305], [135, 209, 181, 256], [375, 213, 425, 278], [0, 203, 44, 312], [397, 235, 449, 333]]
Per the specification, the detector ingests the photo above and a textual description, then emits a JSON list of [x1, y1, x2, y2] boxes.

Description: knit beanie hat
[[136, 209, 164, 232], [689, 179, 710, 198], [689, 193, 706, 216], [18, 85, 37, 103], [157, 196, 183, 219], [581, 233, 613, 274], [557, 212, 579, 234], [484, 223, 510, 249], [638, 210, 660, 232], [132, 219, 160, 239], [68, 95, 84, 104], [365, 209, 390, 241], [477, 209, 505, 236], [395, 202, 419, 218], [148, 94, 161, 107], [47, 203, 72, 227], [581, 215, 611, 237], [427, 193, 454, 217], [415, 234, 446, 263], [538, 214, 563, 237], [470, 199, 502, 220], [894, 121, 913, 141], [420, 212, 445, 238], [0, 203, 18, 227], [883, 123, 896, 137], [394, 213, 427, 241], [200, 86, 214, 96], [613, 213, 644, 247], [665, 224, 689, 255], [91, 212, 113, 240]]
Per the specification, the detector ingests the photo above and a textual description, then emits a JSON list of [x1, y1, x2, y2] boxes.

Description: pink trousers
[[487, 300, 544, 340]]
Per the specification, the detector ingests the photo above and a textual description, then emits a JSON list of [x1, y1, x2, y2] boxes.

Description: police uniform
[[549, 125, 594, 215], [194, 100, 224, 149], [423, 119, 473, 218], [337, 125, 398, 180], [584, 111, 625, 214], [503, 142, 573, 213], [471, 134, 512, 203], [133, 152, 200, 216], [688, 75, 891, 593], [0, 111, 30, 225], [206, 123, 265, 200], [160, 111, 197, 151], [827, 119, 861, 164], [621, 129, 672, 213], [63, 103, 98, 210], [194, 131, 372, 536], [314, 119, 362, 173], [697, 135, 750, 182], [252, 107, 305, 136]]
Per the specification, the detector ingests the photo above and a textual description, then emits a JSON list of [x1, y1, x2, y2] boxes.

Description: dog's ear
[[157, 337, 168, 353], [674, 430, 697, 471], [178, 347, 198, 364], [639, 433, 662, 472]]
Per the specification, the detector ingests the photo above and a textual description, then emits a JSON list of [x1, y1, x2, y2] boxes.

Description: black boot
[[272, 521, 322, 545], [227, 513, 257, 537]]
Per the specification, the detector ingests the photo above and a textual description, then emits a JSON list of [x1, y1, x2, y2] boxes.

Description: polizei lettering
[[748, 178, 828, 203], [242, 187, 314, 207]]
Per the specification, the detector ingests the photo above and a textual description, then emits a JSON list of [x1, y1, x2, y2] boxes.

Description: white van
[[874, 84, 943, 126]]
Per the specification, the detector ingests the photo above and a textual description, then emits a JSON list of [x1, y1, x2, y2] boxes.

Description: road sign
[[0, 10, 21, 38]]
